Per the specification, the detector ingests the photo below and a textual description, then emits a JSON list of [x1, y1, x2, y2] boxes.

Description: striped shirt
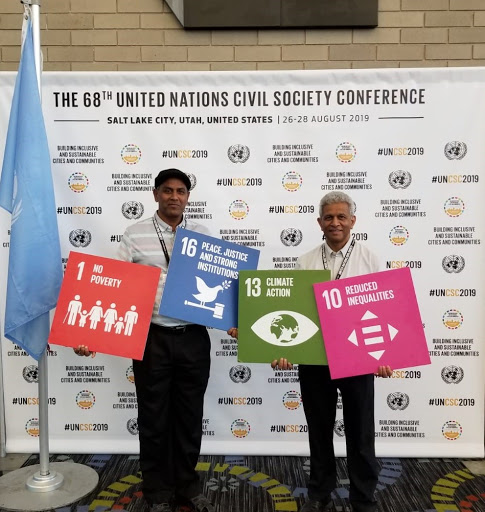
[[117, 211, 209, 326]]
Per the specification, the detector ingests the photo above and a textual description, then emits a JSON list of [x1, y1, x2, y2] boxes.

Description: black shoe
[[149, 503, 173, 512], [175, 494, 215, 512], [350, 503, 377, 512], [301, 497, 332, 512]]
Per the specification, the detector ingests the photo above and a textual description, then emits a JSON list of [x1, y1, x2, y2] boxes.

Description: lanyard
[[152, 214, 186, 265], [321, 238, 355, 280]]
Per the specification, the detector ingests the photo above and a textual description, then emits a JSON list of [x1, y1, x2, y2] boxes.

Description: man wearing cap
[[75, 168, 214, 512]]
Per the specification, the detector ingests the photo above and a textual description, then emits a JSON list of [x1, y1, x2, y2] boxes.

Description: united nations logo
[[231, 418, 250, 438], [441, 365, 464, 384], [23, 365, 38, 383], [336, 142, 356, 163], [442, 309, 463, 330], [229, 365, 251, 384], [444, 141, 467, 160], [122, 201, 144, 220], [186, 173, 197, 191], [387, 392, 409, 411], [228, 144, 250, 163], [121, 144, 142, 164], [388, 170, 412, 189], [443, 197, 465, 217], [442, 255, 465, 274], [442, 420, 462, 441], [389, 226, 409, 246], [280, 228, 303, 247], [76, 390, 95, 410], [127, 418, 138, 435], [69, 229, 92, 248], [334, 419, 345, 437]]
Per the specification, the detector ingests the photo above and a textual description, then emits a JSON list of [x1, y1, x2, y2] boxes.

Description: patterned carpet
[[3, 454, 485, 512]]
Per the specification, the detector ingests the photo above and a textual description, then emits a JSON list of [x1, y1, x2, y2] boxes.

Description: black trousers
[[133, 323, 211, 505], [299, 365, 378, 511]]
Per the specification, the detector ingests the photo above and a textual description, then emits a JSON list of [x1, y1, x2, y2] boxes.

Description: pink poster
[[313, 267, 430, 379]]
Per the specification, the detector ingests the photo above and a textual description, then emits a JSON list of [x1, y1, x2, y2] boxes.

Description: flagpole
[[25, 0, 60, 489], [0, 1, 99, 508], [26, 352, 57, 489], [29, 0, 53, 485], [30, 0, 41, 90]]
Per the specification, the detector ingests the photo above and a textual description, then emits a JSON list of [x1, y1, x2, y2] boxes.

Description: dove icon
[[192, 276, 223, 305], [184, 276, 232, 319]]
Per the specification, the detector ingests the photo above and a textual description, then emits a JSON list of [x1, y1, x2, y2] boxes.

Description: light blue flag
[[0, 19, 62, 360]]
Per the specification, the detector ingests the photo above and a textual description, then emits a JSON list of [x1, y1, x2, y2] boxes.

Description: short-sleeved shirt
[[117, 212, 209, 326]]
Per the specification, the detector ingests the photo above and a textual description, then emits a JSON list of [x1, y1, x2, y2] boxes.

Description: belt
[[154, 323, 199, 334]]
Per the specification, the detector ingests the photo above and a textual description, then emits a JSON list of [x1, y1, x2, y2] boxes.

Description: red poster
[[49, 251, 160, 360]]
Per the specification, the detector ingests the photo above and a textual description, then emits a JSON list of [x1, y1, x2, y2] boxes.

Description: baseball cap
[[154, 168, 191, 190]]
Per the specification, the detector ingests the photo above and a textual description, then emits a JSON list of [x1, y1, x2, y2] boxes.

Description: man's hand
[[271, 358, 293, 370], [375, 365, 393, 378], [227, 327, 238, 339], [73, 345, 96, 358]]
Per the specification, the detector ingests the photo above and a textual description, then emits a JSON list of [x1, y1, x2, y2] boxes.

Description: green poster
[[238, 270, 330, 364]]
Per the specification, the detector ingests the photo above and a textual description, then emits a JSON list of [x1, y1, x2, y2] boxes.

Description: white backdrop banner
[[0, 68, 483, 457]]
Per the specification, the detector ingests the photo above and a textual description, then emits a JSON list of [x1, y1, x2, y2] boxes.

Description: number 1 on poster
[[77, 261, 85, 280]]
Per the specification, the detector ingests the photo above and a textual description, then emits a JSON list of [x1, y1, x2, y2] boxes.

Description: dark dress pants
[[133, 323, 211, 505], [299, 364, 378, 511]]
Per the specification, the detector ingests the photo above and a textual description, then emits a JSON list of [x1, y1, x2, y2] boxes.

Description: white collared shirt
[[296, 237, 380, 278], [323, 241, 345, 280]]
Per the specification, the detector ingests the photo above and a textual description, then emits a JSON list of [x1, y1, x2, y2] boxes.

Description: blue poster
[[160, 228, 260, 330]]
